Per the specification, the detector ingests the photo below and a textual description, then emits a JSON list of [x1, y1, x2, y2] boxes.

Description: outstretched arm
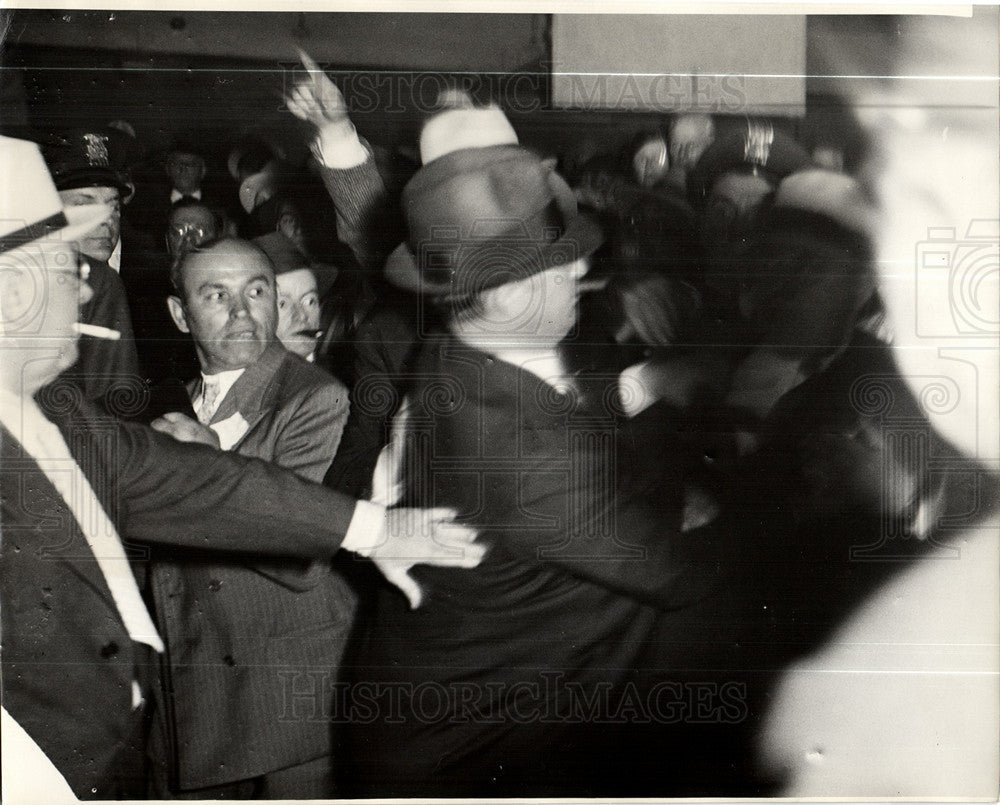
[[58, 406, 484, 604]]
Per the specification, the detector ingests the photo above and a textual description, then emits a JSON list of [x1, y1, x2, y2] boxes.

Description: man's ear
[[0, 267, 31, 332], [489, 276, 537, 326], [166, 295, 190, 333]]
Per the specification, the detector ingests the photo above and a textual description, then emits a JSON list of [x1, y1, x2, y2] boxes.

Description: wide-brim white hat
[[1, 135, 111, 259]]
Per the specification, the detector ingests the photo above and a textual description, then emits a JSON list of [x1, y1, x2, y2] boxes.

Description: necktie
[[198, 379, 221, 425]]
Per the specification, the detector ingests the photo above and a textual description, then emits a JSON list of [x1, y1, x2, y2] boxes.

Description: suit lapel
[[0, 425, 121, 615], [208, 342, 288, 447]]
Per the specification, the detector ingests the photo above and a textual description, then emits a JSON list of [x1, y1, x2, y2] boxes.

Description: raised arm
[[286, 50, 397, 268]]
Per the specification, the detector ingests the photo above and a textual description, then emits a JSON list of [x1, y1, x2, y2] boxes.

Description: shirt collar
[[171, 188, 202, 203], [200, 366, 245, 405], [107, 238, 122, 272]]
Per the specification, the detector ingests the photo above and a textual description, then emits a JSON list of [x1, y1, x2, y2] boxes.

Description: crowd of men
[[1, 11, 997, 801]]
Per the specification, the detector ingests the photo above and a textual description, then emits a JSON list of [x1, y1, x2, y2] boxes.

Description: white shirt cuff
[[313, 124, 370, 169], [341, 499, 386, 556]]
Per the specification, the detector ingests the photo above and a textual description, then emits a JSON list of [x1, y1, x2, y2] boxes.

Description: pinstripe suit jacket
[[149, 341, 356, 789]]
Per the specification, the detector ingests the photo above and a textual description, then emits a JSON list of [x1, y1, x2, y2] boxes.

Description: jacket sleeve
[[316, 153, 402, 269], [64, 409, 358, 559], [446, 395, 728, 610]]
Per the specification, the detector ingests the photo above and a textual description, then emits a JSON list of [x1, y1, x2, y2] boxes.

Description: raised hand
[[285, 49, 351, 134], [367, 507, 485, 609]]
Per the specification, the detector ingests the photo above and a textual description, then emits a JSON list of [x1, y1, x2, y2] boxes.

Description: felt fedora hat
[[385, 145, 603, 300], [1, 135, 112, 258], [774, 168, 876, 238], [252, 230, 339, 298]]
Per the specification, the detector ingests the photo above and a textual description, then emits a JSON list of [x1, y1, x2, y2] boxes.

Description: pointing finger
[[297, 47, 322, 74]]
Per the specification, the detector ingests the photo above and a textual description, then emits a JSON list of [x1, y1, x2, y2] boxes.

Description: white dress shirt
[[108, 237, 122, 273]]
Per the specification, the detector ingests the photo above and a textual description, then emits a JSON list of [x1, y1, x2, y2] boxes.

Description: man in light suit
[[0, 135, 483, 800], [148, 236, 355, 798]]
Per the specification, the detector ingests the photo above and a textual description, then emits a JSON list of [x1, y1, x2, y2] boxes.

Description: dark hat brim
[[54, 167, 133, 196], [385, 152, 605, 298], [385, 207, 603, 299]]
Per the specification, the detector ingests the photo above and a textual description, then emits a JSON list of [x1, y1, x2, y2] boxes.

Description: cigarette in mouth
[[73, 323, 121, 340]]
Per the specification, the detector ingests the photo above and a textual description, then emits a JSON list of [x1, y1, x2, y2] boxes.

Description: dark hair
[[167, 198, 220, 228]]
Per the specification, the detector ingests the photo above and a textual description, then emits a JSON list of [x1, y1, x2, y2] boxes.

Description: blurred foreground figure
[[758, 11, 999, 796], [342, 131, 729, 796]]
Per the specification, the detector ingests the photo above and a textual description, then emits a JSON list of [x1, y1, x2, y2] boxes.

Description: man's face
[[669, 113, 715, 171], [167, 242, 277, 375], [275, 268, 321, 359], [276, 203, 306, 254], [58, 187, 120, 262], [166, 151, 206, 194], [540, 259, 590, 341], [508, 258, 589, 345], [166, 205, 217, 258], [460, 258, 589, 348], [0, 242, 93, 394]]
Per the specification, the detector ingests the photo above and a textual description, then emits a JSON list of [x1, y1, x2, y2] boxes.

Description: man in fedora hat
[[129, 136, 224, 249], [340, 139, 728, 797], [0, 135, 484, 799], [687, 118, 812, 307], [43, 126, 143, 408]]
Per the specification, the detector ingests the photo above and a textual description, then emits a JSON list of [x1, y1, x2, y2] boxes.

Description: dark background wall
[[1, 10, 962, 177]]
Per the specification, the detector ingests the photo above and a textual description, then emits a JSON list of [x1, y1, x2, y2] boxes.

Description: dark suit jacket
[[346, 333, 725, 797], [150, 342, 355, 788], [0, 402, 358, 799]]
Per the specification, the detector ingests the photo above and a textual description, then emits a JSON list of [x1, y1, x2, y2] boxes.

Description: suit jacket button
[[100, 641, 119, 659], [223, 654, 236, 666]]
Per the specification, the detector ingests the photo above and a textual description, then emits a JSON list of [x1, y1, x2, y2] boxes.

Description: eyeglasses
[[168, 223, 208, 239]]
